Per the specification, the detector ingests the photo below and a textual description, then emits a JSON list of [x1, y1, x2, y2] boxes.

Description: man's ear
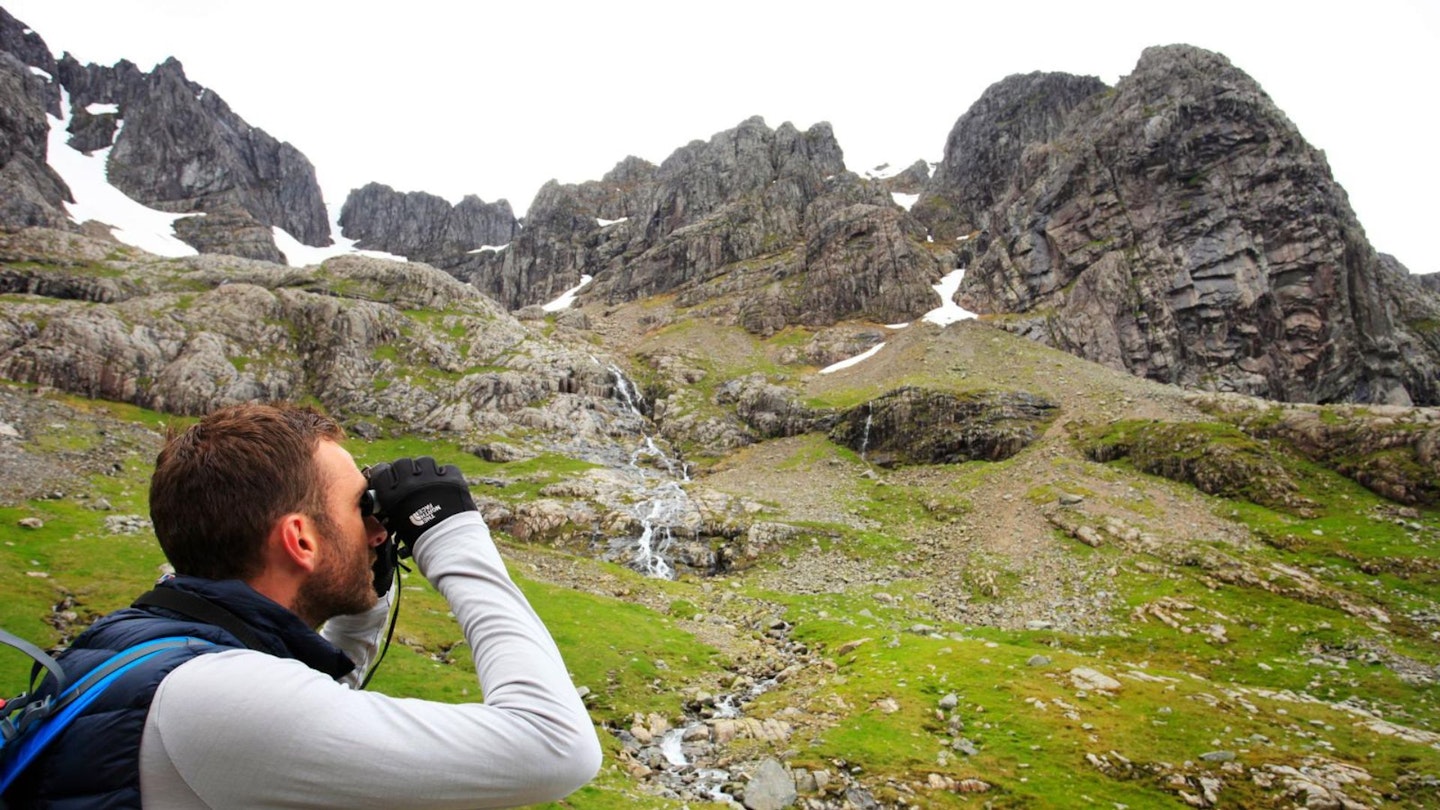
[[272, 512, 320, 574]]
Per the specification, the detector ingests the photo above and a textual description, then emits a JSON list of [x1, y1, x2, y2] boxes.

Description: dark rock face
[[0, 11, 72, 231], [829, 387, 1057, 466], [0, 7, 58, 114], [0, 10, 331, 262], [926, 45, 1440, 406], [914, 72, 1107, 241], [99, 58, 329, 253], [338, 182, 517, 266], [459, 117, 946, 331]]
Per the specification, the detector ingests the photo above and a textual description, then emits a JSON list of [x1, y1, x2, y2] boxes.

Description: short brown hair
[[149, 402, 344, 580]]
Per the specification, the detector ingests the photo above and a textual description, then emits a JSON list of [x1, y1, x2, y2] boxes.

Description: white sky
[[8, 0, 1438, 273]]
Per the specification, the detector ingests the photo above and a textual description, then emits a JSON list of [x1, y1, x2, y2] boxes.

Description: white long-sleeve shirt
[[137, 512, 602, 808]]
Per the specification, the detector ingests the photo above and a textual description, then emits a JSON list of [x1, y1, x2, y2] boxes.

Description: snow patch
[[468, 244, 508, 253], [542, 274, 593, 312], [274, 202, 409, 267], [921, 268, 977, 327], [820, 342, 885, 375], [47, 90, 198, 257], [891, 192, 919, 211], [29, 66, 51, 81], [49, 90, 408, 268], [814, 269, 973, 374], [597, 217, 628, 227], [85, 102, 119, 115]]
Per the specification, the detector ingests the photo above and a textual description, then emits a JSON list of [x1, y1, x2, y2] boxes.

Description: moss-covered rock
[[1079, 419, 1317, 514], [1195, 395, 1440, 507], [830, 386, 1057, 466]]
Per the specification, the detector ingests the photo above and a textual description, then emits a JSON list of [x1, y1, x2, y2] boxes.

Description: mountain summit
[[1, 9, 1436, 406], [0, 8, 329, 262], [918, 45, 1439, 405]]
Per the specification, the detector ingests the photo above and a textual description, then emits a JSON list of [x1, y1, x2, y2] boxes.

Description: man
[[9, 402, 601, 808]]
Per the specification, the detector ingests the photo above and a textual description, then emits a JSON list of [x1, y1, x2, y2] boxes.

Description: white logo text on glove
[[409, 503, 442, 527]]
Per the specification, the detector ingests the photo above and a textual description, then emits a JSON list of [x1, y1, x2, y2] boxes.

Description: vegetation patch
[[1079, 420, 1318, 514]]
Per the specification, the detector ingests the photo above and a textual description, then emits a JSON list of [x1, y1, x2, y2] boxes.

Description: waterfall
[[607, 364, 691, 579], [658, 729, 688, 766], [859, 400, 875, 462]]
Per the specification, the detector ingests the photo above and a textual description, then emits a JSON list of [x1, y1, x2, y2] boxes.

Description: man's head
[[150, 402, 344, 581]]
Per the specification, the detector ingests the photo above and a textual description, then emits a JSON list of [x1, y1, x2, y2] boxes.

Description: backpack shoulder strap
[[0, 636, 213, 794], [132, 589, 272, 653], [0, 628, 67, 703]]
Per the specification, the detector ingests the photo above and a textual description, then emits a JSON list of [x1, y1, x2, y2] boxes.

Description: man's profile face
[[295, 440, 388, 624]]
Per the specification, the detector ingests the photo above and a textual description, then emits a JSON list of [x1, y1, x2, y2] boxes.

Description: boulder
[[743, 758, 797, 810]]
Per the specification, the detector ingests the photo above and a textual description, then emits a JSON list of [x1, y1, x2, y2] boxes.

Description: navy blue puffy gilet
[[5, 577, 355, 809]]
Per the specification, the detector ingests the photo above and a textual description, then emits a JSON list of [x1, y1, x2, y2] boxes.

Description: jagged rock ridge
[[919, 45, 1440, 406], [338, 182, 517, 267], [0, 8, 330, 262], [449, 116, 947, 333]]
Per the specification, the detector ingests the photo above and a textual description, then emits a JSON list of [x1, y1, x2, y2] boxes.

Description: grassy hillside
[[3, 289, 1440, 807]]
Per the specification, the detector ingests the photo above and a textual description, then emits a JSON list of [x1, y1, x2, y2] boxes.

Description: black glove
[[364, 457, 477, 557]]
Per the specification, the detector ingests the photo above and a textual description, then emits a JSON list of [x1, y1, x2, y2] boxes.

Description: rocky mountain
[[0, 8, 69, 231], [0, 9, 329, 262], [4, 222, 1440, 808], [337, 182, 518, 266], [6, 11, 1440, 809], [5, 7, 1437, 407], [917, 45, 1440, 406], [450, 116, 947, 335]]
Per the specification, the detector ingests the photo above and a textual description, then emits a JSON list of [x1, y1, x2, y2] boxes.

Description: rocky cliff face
[[0, 10, 71, 231], [0, 9, 330, 263], [913, 72, 1107, 240], [338, 182, 518, 266], [459, 117, 947, 332], [923, 45, 1440, 406], [57, 55, 330, 261], [0, 227, 620, 435]]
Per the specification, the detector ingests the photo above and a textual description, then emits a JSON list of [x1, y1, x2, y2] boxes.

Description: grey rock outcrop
[[460, 117, 946, 331], [715, 374, 835, 439], [868, 159, 931, 195], [914, 71, 1106, 240], [1194, 392, 1440, 507], [742, 758, 797, 810], [0, 11, 71, 230], [828, 387, 1057, 466], [0, 228, 622, 434], [338, 182, 517, 266], [923, 45, 1440, 406], [0, 9, 332, 264], [96, 57, 329, 258], [171, 203, 285, 264]]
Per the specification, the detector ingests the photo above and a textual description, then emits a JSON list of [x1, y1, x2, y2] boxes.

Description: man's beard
[[294, 511, 377, 626]]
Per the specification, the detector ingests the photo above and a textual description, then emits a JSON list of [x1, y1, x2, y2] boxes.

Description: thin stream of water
[[607, 364, 690, 579]]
